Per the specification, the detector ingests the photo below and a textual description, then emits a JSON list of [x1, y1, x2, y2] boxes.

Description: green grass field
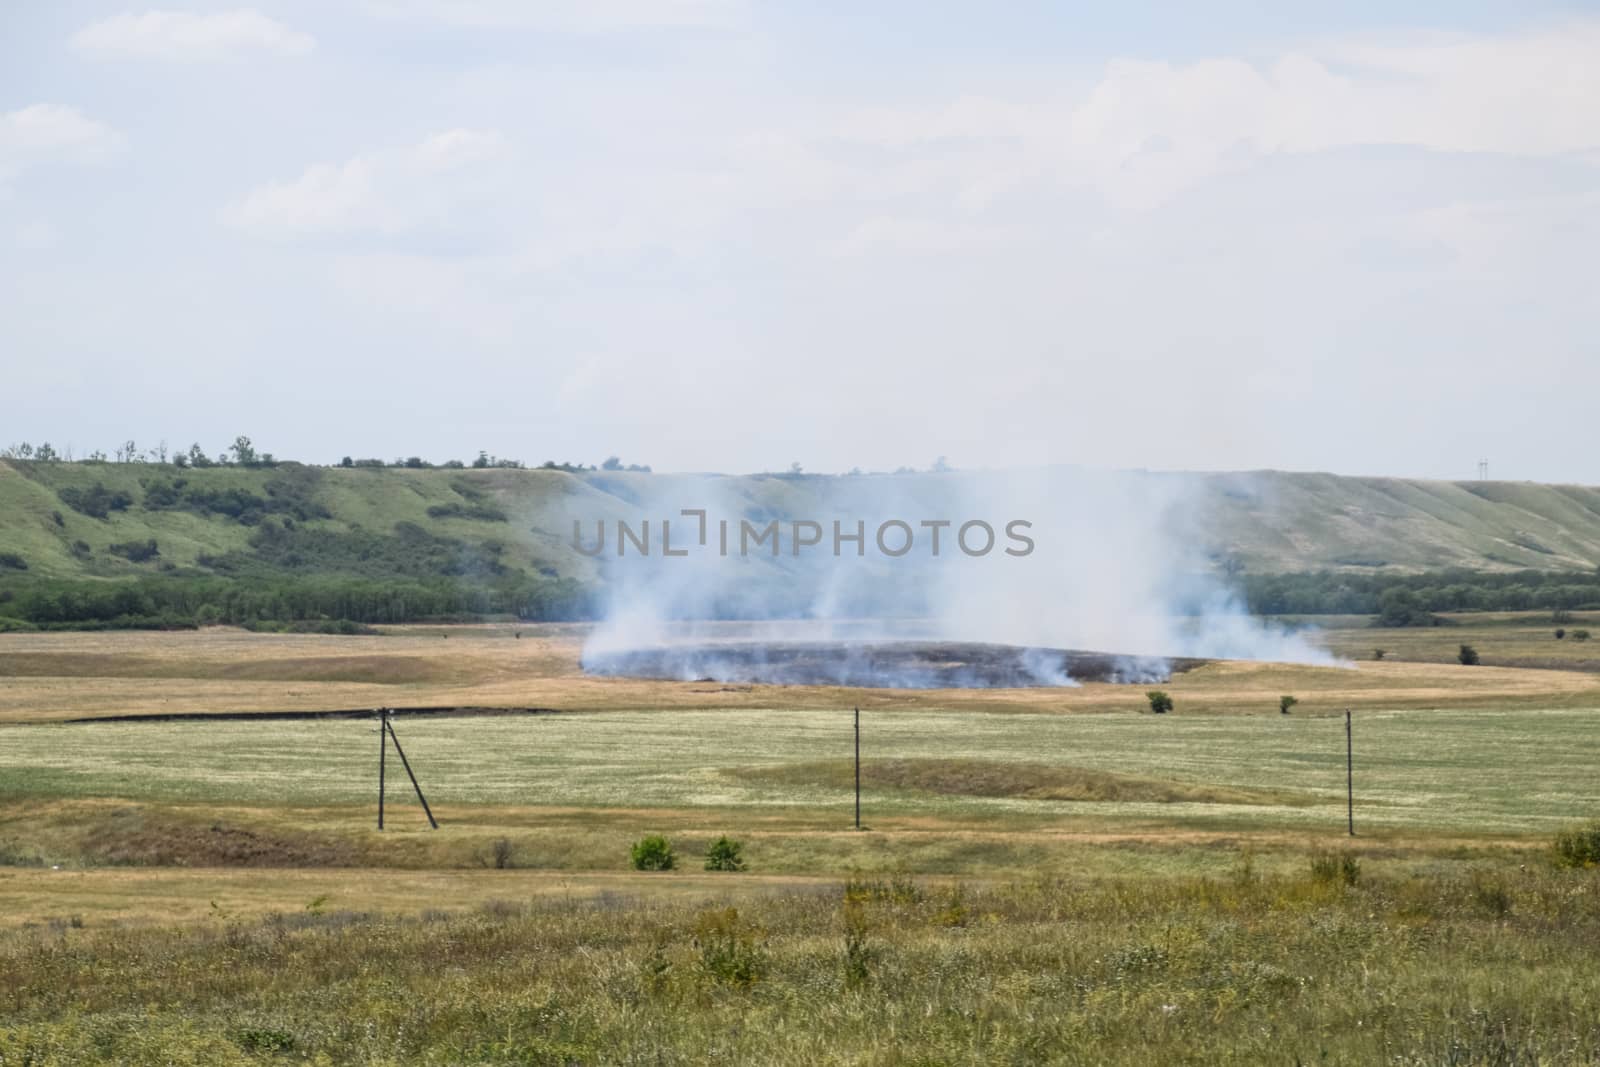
[[3, 706, 1596, 835]]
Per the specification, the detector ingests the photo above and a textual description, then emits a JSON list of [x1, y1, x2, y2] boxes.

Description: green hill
[[1, 460, 1598, 628], [4, 460, 1598, 579], [1188, 471, 1600, 574]]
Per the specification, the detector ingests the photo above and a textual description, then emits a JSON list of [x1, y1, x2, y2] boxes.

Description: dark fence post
[[1346, 708, 1355, 837]]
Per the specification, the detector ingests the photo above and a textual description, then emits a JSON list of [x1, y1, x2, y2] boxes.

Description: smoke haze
[[577, 467, 1338, 685]]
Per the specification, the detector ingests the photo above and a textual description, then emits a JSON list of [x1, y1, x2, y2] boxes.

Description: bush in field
[[108, 539, 159, 563], [1146, 690, 1173, 714], [1553, 824, 1600, 868], [841, 899, 873, 987], [1279, 695, 1298, 715], [1470, 872, 1513, 917], [57, 483, 133, 520], [631, 835, 675, 871], [1458, 644, 1480, 666], [1555, 628, 1566, 640], [1308, 849, 1360, 886], [0, 552, 26, 571], [704, 836, 746, 872], [1573, 630, 1591, 642], [1373, 648, 1385, 660], [692, 907, 765, 987]]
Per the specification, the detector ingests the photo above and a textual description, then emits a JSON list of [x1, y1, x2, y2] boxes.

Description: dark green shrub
[[1146, 689, 1173, 714], [1373, 648, 1385, 660], [1308, 849, 1360, 886], [0, 552, 26, 571], [426, 502, 508, 522], [108, 539, 159, 563], [1555, 628, 1566, 640], [1554, 824, 1600, 868], [704, 836, 746, 872], [842, 899, 872, 987], [692, 907, 765, 987], [1470, 872, 1512, 917], [1573, 630, 1591, 642], [234, 1027, 295, 1052], [631, 835, 675, 871], [1279, 694, 1298, 714], [57, 483, 133, 520], [1458, 644, 1479, 666]]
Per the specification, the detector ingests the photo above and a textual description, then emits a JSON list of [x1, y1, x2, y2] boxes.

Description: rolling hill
[[2, 461, 1599, 586]]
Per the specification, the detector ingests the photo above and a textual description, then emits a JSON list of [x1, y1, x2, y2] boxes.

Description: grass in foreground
[[3, 855, 1599, 1065]]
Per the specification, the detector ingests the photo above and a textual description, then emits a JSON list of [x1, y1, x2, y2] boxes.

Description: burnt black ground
[[582, 641, 1207, 689]]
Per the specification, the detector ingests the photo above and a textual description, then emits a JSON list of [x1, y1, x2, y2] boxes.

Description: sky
[[2, 1, 1598, 481]]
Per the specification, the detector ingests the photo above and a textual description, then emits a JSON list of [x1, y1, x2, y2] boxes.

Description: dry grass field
[[4, 618, 1600, 1063], [3, 617, 1598, 723]]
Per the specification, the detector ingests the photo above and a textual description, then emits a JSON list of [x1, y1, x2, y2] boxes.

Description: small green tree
[[1279, 695, 1298, 715], [1554, 824, 1600, 868], [1373, 648, 1386, 660], [1146, 690, 1173, 714], [1573, 630, 1591, 642], [704, 836, 746, 872], [1458, 644, 1480, 666], [1555, 628, 1567, 640], [631, 835, 676, 871]]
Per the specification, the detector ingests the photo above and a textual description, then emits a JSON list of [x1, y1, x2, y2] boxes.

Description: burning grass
[[582, 640, 1208, 688]]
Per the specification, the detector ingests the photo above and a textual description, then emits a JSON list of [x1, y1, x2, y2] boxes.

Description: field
[[4, 618, 1600, 1063]]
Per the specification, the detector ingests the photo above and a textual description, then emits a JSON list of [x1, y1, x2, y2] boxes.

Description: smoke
[[574, 466, 1341, 686]]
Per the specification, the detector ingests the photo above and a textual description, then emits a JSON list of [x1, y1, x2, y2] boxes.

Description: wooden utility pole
[[376, 708, 438, 830], [377, 708, 387, 830], [854, 706, 861, 830], [1345, 708, 1355, 837]]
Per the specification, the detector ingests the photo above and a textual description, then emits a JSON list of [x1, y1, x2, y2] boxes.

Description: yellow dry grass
[[0, 865, 840, 927], [3, 622, 1595, 723]]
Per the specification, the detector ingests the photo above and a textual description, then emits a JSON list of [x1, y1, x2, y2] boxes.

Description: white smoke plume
[[574, 466, 1340, 685]]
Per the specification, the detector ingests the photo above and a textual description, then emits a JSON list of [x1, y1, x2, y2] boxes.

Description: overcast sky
[[3, 2, 1597, 480]]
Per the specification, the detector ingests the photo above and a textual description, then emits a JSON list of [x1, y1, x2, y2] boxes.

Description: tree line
[[0, 574, 595, 631], [1239, 567, 1600, 621], [2, 437, 652, 473]]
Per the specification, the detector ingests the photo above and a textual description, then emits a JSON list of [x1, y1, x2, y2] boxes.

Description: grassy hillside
[[2, 460, 1599, 633], [1191, 471, 1600, 573]]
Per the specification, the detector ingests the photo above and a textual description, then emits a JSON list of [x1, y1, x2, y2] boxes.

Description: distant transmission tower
[[1477, 459, 1489, 481]]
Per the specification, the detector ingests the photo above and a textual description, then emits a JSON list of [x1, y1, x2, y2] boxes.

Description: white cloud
[[794, 21, 1600, 215], [223, 129, 510, 239], [14, 219, 60, 251], [71, 9, 314, 61], [0, 105, 122, 182], [363, 0, 742, 32], [835, 217, 1023, 257]]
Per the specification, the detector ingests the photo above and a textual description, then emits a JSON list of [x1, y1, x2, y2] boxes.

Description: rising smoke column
[[574, 465, 1339, 679]]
